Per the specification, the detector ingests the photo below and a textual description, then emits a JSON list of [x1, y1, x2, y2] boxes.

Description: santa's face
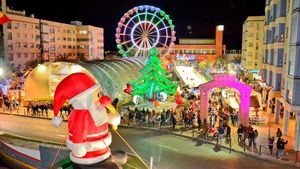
[[70, 85, 102, 110]]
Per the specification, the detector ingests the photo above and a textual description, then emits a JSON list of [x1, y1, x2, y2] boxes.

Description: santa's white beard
[[88, 102, 108, 126], [72, 93, 108, 126]]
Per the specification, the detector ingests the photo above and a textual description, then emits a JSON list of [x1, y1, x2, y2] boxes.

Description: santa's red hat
[[52, 73, 97, 127]]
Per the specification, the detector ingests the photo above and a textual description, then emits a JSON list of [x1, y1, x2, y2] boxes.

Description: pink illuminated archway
[[199, 74, 252, 125]]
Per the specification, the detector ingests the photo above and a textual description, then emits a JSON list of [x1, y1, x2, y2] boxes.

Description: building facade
[[262, 0, 300, 153], [169, 25, 225, 62], [241, 16, 265, 71], [2, 8, 104, 70]]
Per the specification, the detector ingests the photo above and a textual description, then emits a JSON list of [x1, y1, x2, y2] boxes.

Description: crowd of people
[[25, 102, 72, 118], [268, 128, 288, 158]]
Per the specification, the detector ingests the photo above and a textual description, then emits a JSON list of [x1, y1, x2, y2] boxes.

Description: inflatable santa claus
[[52, 73, 121, 165]]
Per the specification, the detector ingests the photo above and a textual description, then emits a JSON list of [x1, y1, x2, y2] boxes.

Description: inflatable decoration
[[132, 95, 143, 105], [157, 92, 168, 102], [175, 95, 183, 105], [52, 73, 121, 166], [123, 83, 133, 94]]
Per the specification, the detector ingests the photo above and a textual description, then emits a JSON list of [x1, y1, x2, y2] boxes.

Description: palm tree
[[55, 54, 70, 62], [25, 58, 41, 70]]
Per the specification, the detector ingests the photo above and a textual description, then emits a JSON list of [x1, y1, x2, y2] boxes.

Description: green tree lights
[[131, 48, 177, 100]]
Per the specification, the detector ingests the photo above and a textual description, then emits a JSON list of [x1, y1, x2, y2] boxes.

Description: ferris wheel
[[115, 5, 176, 57]]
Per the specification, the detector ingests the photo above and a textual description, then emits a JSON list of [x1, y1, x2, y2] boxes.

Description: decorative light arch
[[199, 74, 252, 125]]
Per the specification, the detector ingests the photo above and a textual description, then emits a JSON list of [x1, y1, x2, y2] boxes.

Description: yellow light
[[0, 68, 3, 77], [37, 64, 46, 73], [71, 65, 81, 73], [229, 70, 236, 74]]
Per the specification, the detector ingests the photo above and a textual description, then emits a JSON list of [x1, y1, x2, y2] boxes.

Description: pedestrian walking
[[268, 137, 275, 154], [226, 125, 231, 138], [237, 125, 243, 142], [276, 128, 282, 138]]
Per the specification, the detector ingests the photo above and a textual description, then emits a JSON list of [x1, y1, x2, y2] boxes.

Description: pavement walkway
[[1, 107, 299, 167]]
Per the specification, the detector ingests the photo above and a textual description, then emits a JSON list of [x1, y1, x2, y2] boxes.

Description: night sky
[[7, 0, 265, 51]]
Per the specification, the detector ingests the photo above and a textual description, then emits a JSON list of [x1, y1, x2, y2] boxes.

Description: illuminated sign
[[217, 25, 224, 31], [175, 54, 196, 61]]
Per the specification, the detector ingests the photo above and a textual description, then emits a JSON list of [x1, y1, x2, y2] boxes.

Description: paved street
[[0, 114, 297, 169]]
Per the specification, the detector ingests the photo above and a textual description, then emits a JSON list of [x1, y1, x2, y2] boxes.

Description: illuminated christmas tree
[[131, 48, 177, 100]]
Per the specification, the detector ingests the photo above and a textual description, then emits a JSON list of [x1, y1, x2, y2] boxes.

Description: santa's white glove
[[71, 144, 88, 158], [108, 113, 121, 129]]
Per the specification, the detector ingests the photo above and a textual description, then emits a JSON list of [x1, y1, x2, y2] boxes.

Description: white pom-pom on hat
[[52, 116, 63, 127]]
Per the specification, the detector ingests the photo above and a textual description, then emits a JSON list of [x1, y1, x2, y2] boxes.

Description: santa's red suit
[[52, 73, 120, 165]]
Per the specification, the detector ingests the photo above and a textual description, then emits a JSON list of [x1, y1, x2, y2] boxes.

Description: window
[[273, 4, 277, 20], [77, 38, 89, 42], [68, 45, 72, 49], [30, 43, 34, 48], [31, 34, 35, 39], [67, 38, 72, 41], [23, 43, 28, 48], [290, 13, 300, 44], [16, 42, 20, 48], [50, 37, 55, 42], [293, 0, 300, 11], [270, 49, 274, 65], [24, 33, 27, 38], [31, 53, 35, 59], [17, 53, 21, 58], [256, 33, 260, 40], [24, 53, 28, 58], [277, 48, 284, 67], [8, 43, 13, 50], [288, 47, 295, 75], [23, 24, 27, 29], [15, 23, 19, 29], [63, 45, 66, 49], [286, 89, 292, 104], [36, 35, 41, 41], [248, 42, 253, 47], [269, 71, 273, 86], [50, 28, 55, 34], [7, 23, 11, 29], [79, 30, 88, 34], [36, 44, 40, 48], [279, 0, 287, 17], [8, 54, 13, 61], [63, 37, 66, 41], [8, 32, 12, 40], [50, 45, 55, 51], [16, 33, 20, 38], [275, 73, 282, 91], [278, 23, 285, 42]]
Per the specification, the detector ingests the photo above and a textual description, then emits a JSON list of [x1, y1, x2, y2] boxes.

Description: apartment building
[[262, 0, 300, 153], [2, 8, 104, 69], [241, 16, 265, 71]]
